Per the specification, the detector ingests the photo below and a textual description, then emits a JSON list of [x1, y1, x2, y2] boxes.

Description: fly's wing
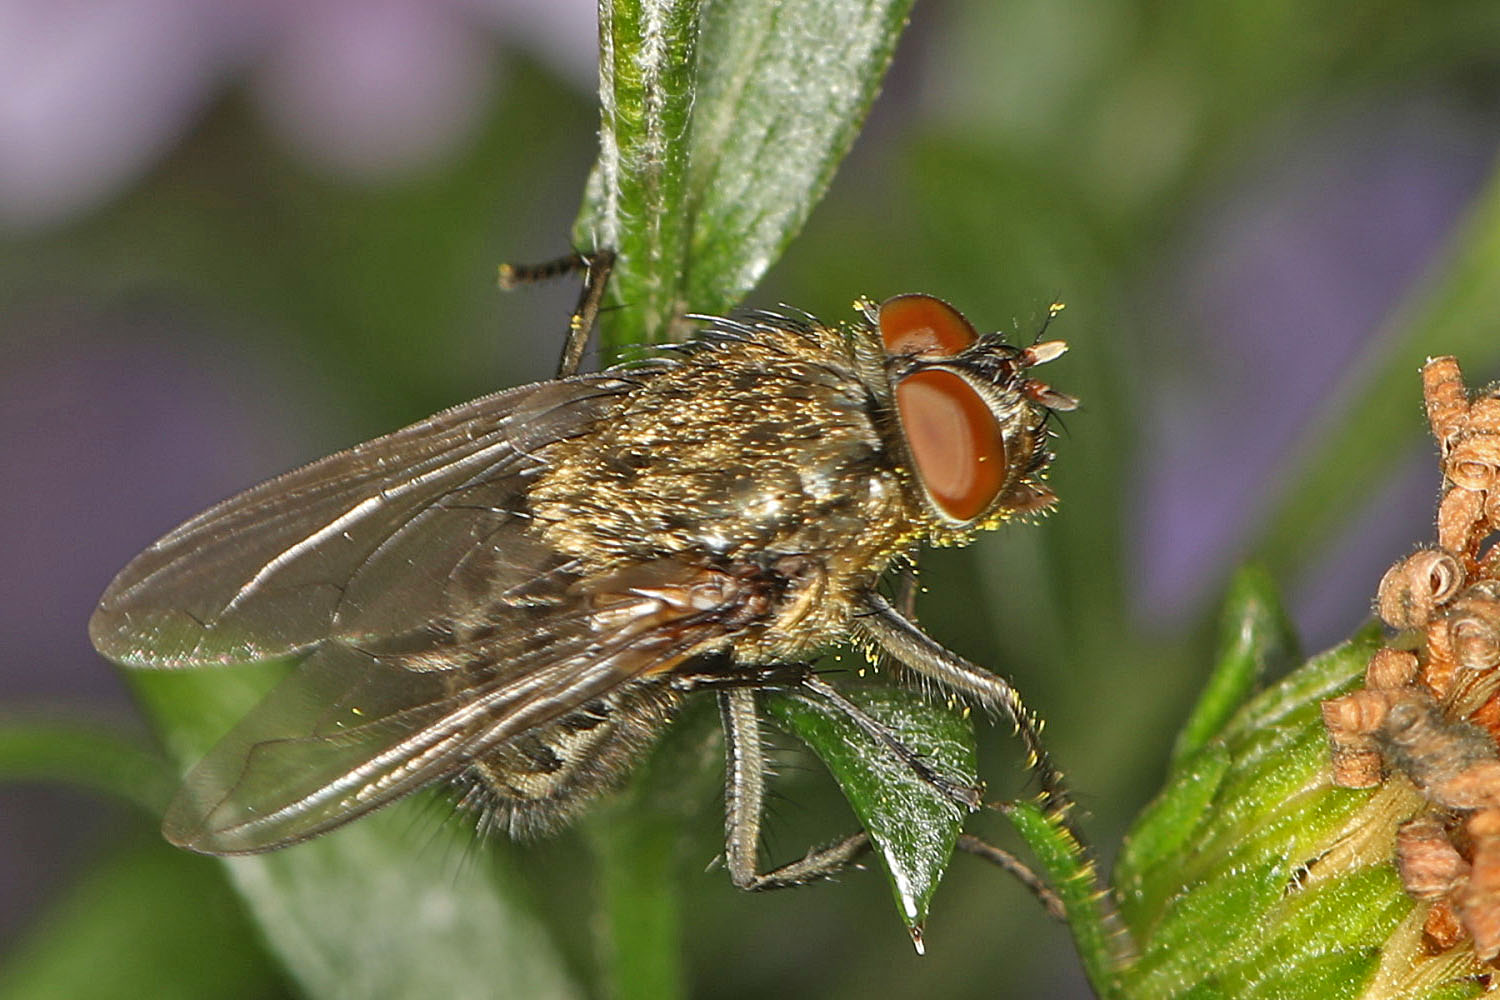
[[164, 561, 740, 854], [90, 376, 642, 668]]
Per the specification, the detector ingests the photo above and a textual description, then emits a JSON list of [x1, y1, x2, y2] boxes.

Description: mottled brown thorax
[[527, 321, 920, 662]]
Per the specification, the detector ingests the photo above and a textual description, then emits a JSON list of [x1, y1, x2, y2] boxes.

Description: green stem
[[591, 810, 685, 1000], [1005, 800, 1128, 999]]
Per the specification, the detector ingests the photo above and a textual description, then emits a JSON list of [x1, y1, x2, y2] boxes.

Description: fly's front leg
[[497, 248, 616, 378], [718, 687, 872, 891], [854, 590, 1074, 821], [852, 595, 1101, 925]]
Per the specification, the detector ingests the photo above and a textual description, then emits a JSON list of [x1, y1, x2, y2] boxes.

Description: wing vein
[[221, 435, 526, 614]]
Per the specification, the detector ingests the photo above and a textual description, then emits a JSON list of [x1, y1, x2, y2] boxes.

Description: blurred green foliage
[[7, 0, 1500, 997]]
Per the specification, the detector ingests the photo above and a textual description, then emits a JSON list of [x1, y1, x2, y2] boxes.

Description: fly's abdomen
[[454, 681, 682, 839]]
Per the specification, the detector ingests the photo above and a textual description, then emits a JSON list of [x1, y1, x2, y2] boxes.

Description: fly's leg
[[798, 674, 982, 809], [955, 835, 1065, 919], [690, 664, 1064, 914], [496, 248, 616, 378], [673, 662, 873, 889], [717, 685, 1063, 913], [854, 590, 1074, 822], [687, 662, 977, 889], [853, 592, 1111, 929], [676, 661, 977, 812], [718, 687, 872, 890]]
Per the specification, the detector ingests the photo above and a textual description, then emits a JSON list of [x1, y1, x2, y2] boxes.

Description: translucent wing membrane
[[90, 377, 639, 668], [163, 555, 746, 853]]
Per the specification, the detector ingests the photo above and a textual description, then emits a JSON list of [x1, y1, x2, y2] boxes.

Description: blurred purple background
[[1139, 98, 1497, 642], [0, 0, 595, 226]]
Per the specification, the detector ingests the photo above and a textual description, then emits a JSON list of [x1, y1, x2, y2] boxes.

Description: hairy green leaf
[[577, 0, 915, 351], [765, 685, 976, 936]]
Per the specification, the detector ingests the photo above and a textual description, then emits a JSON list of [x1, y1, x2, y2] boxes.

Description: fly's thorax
[[523, 319, 926, 663], [526, 320, 921, 581]]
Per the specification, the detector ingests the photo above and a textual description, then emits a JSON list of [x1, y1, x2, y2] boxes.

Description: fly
[[89, 249, 1078, 894]]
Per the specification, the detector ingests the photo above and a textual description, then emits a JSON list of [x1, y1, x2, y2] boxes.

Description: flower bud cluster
[[1322, 356, 1500, 959]]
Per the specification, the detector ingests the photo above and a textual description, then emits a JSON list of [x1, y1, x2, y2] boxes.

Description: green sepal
[[1173, 566, 1299, 765], [1116, 620, 1490, 999]]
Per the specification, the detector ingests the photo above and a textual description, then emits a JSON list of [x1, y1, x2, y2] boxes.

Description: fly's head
[[853, 293, 1078, 547]]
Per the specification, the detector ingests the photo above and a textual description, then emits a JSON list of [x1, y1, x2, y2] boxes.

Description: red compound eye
[[879, 294, 977, 357], [896, 370, 1006, 521]]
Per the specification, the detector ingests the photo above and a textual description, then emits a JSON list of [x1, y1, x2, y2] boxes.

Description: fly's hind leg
[[497, 248, 616, 378], [698, 663, 984, 891], [718, 686, 872, 890]]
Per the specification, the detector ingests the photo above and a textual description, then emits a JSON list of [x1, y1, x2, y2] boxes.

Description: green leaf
[[577, 0, 916, 351], [0, 718, 173, 812], [1113, 744, 1232, 931], [1172, 566, 1298, 764], [684, 0, 916, 313], [218, 815, 580, 1000], [126, 667, 582, 1000], [763, 684, 977, 936], [0, 834, 283, 1000]]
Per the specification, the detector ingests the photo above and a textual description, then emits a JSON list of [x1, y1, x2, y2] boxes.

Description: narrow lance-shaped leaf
[[583, 0, 701, 349], [576, 0, 917, 351], [1004, 800, 1128, 1000], [685, 0, 916, 313]]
